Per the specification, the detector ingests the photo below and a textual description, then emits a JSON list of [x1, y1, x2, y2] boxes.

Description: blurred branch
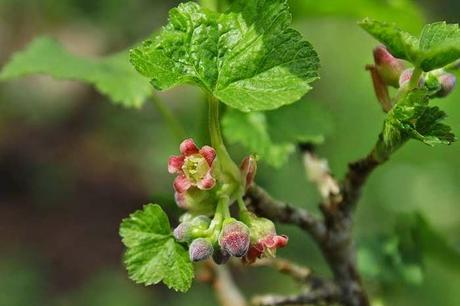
[[149, 95, 186, 141], [198, 262, 248, 306], [245, 141, 387, 306], [245, 185, 327, 242], [247, 257, 313, 284], [252, 282, 340, 306]]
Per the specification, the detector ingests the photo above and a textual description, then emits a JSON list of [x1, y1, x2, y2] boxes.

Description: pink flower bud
[[168, 138, 217, 194], [173, 222, 192, 242], [373, 46, 405, 88], [240, 156, 257, 191], [189, 238, 214, 262], [218, 219, 250, 257], [436, 73, 456, 97]]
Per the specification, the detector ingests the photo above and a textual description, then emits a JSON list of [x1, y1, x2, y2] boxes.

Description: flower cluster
[[169, 139, 287, 263]]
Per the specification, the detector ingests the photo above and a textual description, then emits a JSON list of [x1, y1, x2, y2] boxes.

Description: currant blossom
[[168, 138, 217, 207]]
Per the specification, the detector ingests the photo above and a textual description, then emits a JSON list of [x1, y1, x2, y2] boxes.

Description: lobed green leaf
[[120, 204, 193, 292], [130, 0, 320, 112], [0, 37, 152, 108], [382, 89, 455, 152]]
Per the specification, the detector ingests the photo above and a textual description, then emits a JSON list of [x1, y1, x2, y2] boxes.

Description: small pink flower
[[168, 139, 217, 194], [244, 234, 288, 264]]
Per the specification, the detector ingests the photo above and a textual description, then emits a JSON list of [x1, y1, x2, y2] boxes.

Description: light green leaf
[[222, 100, 333, 167], [382, 89, 455, 152], [120, 204, 193, 292], [222, 109, 294, 167], [130, 0, 319, 112], [418, 22, 460, 71], [267, 100, 334, 144], [0, 36, 152, 108], [360, 19, 460, 71]]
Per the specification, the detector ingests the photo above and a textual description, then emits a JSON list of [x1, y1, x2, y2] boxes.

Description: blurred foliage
[[0, 37, 151, 108]]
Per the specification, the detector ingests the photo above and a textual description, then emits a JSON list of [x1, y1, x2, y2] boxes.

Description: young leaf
[[382, 89, 455, 153], [222, 100, 333, 167], [360, 19, 460, 71], [0, 37, 152, 108], [120, 204, 193, 292], [359, 18, 419, 61], [130, 0, 319, 112], [418, 22, 460, 71]]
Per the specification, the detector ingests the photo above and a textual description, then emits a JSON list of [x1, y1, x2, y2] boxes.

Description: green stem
[[150, 95, 186, 141], [408, 67, 423, 90], [237, 197, 247, 212], [208, 95, 240, 182]]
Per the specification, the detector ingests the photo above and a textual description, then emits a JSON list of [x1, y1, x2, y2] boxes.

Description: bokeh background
[[0, 0, 459, 305]]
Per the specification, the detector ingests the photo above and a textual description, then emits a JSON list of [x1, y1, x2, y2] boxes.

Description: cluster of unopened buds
[[168, 139, 288, 264], [367, 45, 456, 110]]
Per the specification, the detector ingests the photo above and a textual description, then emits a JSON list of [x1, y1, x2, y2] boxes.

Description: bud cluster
[[368, 46, 456, 111], [169, 139, 286, 263]]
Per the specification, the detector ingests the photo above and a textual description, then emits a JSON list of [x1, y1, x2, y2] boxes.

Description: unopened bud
[[173, 222, 192, 242], [373, 46, 405, 88], [218, 219, 250, 257], [240, 156, 257, 190], [189, 238, 213, 262], [435, 73, 456, 97]]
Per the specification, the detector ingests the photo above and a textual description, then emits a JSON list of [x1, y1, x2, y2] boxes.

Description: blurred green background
[[0, 0, 459, 305]]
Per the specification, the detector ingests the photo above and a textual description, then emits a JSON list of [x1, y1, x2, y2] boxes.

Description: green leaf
[[130, 0, 319, 112], [381, 89, 455, 154], [0, 37, 152, 108], [360, 19, 460, 71], [120, 204, 193, 292], [222, 100, 333, 167]]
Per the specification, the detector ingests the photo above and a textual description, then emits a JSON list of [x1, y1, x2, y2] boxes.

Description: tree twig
[[245, 185, 327, 243], [198, 262, 248, 306], [247, 257, 313, 284], [246, 141, 387, 306]]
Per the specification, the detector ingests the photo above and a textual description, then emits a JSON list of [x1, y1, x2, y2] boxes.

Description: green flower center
[[182, 154, 209, 183]]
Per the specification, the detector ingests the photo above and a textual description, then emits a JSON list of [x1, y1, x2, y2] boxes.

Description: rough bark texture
[[245, 146, 384, 306]]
